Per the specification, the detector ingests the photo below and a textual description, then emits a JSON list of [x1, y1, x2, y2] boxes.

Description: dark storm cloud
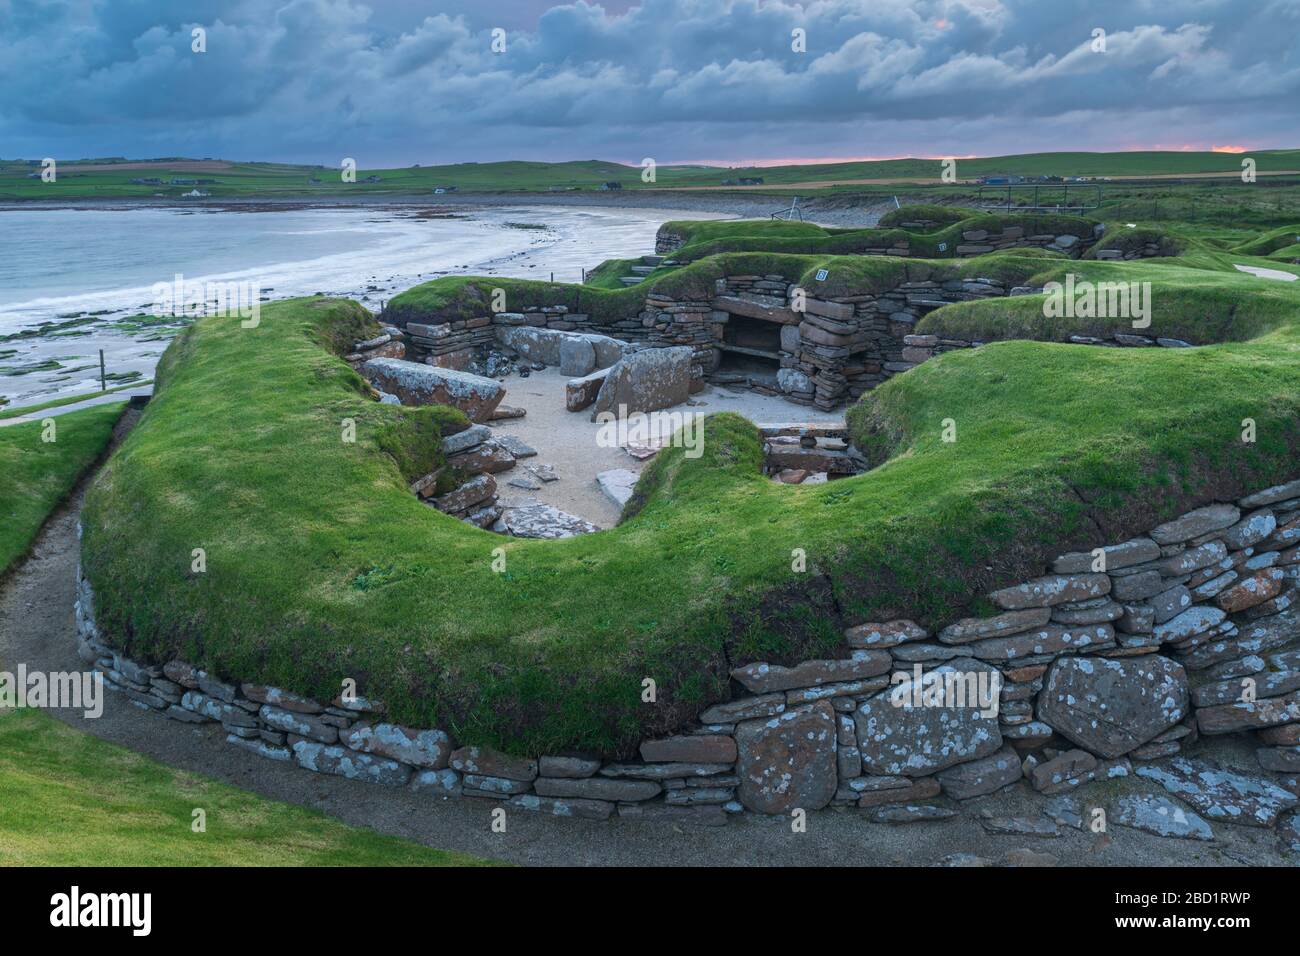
[[0, 0, 1295, 164]]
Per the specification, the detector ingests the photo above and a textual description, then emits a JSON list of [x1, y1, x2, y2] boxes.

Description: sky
[[1, 0, 1297, 167]]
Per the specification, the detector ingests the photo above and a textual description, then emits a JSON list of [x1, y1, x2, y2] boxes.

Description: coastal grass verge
[[0, 710, 493, 866], [0, 402, 124, 577]]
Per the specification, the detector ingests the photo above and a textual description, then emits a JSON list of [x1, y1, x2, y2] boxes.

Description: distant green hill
[[2, 149, 1297, 200]]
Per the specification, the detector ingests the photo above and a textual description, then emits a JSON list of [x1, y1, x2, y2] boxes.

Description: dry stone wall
[[75, 478, 1300, 829]]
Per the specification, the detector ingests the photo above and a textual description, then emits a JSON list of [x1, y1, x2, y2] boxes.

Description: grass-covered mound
[[1231, 223, 1300, 261], [386, 249, 1066, 329], [918, 257, 1300, 344], [877, 204, 976, 229], [0, 402, 124, 577], [662, 212, 1098, 263], [1085, 225, 1184, 258], [82, 239, 1300, 758]]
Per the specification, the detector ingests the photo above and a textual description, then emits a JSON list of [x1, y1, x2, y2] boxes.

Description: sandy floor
[[485, 367, 844, 527]]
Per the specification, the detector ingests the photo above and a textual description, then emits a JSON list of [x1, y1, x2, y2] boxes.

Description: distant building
[[600, 181, 622, 190], [130, 177, 163, 185], [361, 175, 382, 184], [181, 189, 210, 197], [433, 186, 458, 194], [980, 174, 1026, 185]]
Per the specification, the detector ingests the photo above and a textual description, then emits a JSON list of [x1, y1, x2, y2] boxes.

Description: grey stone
[[590, 346, 693, 421], [731, 655, 890, 694], [1223, 510, 1278, 550], [1151, 585, 1193, 624], [1257, 746, 1300, 772], [1157, 540, 1228, 576], [362, 357, 504, 422], [936, 746, 1021, 799], [498, 503, 600, 539], [1155, 605, 1227, 643], [565, 368, 608, 412], [870, 805, 957, 824], [1196, 689, 1300, 734], [1192, 670, 1300, 708], [1136, 756, 1298, 826], [239, 683, 324, 714], [410, 768, 463, 797], [1150, 504, 1241, 545], [493, 434, 537, 458], [225, 734, 292, 762], [966, 623, 1114, 661], [181, 691, 256, 728], [735, 701, 837, 814], [596, 468, 638, 508], [463, 774, 532, 795], [292, 740, 412, 786], [1052, 538, 1160, 573], [537, 755, 601, 778], [1111, 571, 1168, 602], [939, 608, 1052, 645], [1043, 795, 1084, 829], [441, 423, 491, 455], [776, 367, 813, 394], [854, 658, 1003, 776], [449, 746, 537, 781], [1114, 794, 1213, 840], [1037, 655, 1187, 758], [844, 620, 928, 648], [340, 722, 452, 769], [979, 814, 1060, 837], [988, 573, 1110, 610], [259, 704, 338, 744], [1280, 810, 1300, 853], [534, 776, 661, 802], [559, 336, 596, 376], [639, 735, 736, 764], [508, 794, 614, 821], [599, 762, 732, 780], [699, 694, 785, 724]]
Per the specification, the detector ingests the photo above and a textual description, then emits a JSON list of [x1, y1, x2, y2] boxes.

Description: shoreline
[[0, 190, 902, 227]]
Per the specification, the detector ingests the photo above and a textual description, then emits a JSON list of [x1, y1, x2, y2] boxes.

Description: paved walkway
[[1, 461, 1287, 866], [1234, 263, 1299, 282]]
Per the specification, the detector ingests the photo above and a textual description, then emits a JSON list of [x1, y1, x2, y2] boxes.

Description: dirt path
[[1, 460, 1291, 866]]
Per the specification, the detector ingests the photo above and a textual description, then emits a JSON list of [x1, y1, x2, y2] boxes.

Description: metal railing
[[976, 182, 1103, 213]]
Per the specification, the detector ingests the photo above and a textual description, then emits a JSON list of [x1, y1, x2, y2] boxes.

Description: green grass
[[80, 209, 1300, 758], [5, 149, 1299, 200], [0, 403, 124, 576], [0, 710, 492, 866]]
